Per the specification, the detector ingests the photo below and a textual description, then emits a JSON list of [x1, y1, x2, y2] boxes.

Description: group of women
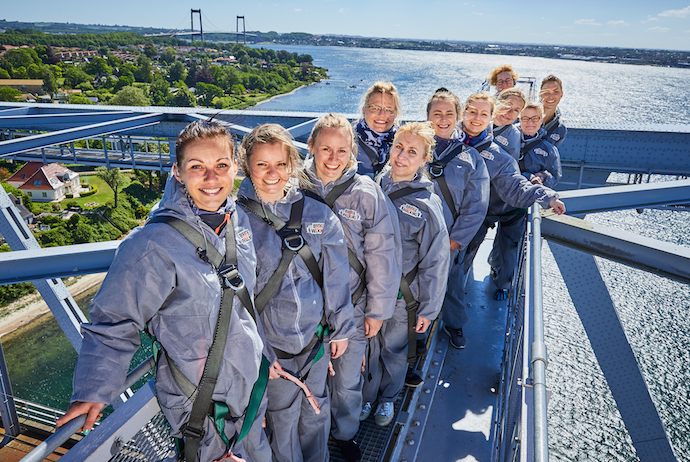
[[57, 65, 567, 462]]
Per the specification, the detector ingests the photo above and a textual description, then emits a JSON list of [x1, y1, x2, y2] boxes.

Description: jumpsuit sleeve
[[449, 155, 490, 249], [492, 153, 559, 210], [415, 197, 450, 320], [72, 234, 176, 405], [541, 144, 562, 188], [320, 209, 356, 342], [362, 186, 402, 321]]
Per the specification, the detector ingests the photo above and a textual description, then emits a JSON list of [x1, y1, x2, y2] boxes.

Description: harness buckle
[[182, 424, 205, 440], [279, 228, 305, 252], [219, 264, 245, 291], [428, 164, 444, 178]]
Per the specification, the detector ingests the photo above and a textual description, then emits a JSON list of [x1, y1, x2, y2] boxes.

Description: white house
[[7, 162, 81, 202]]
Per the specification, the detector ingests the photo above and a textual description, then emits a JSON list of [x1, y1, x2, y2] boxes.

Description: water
[[4, 45, 689, 460], [251, 45, 690, 129]]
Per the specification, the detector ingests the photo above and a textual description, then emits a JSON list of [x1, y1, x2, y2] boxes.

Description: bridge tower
[[236, 15, 246, 44], [190, 8, 203, 43]]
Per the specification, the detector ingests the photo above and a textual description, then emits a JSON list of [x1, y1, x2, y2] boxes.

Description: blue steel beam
[[542, 214, 690, 284], [0, 106, 34, 116], [550, 243, 678, 461], [0, 241, 119, 285], [559, 180, 690, 214], [0, 113, 164, 157], [0, 111, 137, 130]]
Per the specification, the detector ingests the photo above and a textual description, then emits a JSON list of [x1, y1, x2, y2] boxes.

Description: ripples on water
[[252, 45, 690, 127]]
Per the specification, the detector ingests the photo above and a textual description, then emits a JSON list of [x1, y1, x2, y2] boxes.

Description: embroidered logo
[[480, 150, 494, 161], [550, 133, 561, 141], [338, 208, 362, 221], [495, 135, 508, 146], [400, 203, 422, 219], [459, 151, 471, 163], [306, 222, 324, 234], [237, 227, 252, 244], [535, 148, 549, 157]]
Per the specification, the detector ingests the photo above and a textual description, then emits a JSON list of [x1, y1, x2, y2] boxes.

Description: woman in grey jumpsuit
[[304, 113, 400, 461], [237, 123, 354, 462], [363, 122, 450, 426]]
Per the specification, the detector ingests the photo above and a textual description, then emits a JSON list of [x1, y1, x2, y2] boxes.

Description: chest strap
[[147, 215, 265, 461], [518, 138, 542, 173], [428, 143, 466, 221], [307, 177, 368, 304]]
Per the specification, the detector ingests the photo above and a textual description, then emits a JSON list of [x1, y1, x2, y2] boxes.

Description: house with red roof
[[7, 162, 81, 202]]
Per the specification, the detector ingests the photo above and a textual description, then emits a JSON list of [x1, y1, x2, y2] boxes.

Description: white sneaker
[[359, 401, 372, 421], [374, 401, 394, 427]]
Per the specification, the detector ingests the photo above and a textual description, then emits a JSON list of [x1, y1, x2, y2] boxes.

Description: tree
[[96, 166, 126, 208], [68, 94, 94, 105], [166, 85, 196, 107], [0, 87, 21, 102], [63, 65, 92, 88], [195, 82, 224, 106], [133, 55, 152, 83], [42, 68, 58, 94], [149, 77, 170, 105], [168, 61, 187, 84], [109, 86, 151, 106]]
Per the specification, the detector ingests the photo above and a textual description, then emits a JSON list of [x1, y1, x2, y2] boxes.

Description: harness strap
[[428, 143, 466, 221], [387, 186, 427, 202], [308, 177, 368, 304], [399, 265, 420, 364], [357, 136, 385, 175], [518, 138, 542, 172]]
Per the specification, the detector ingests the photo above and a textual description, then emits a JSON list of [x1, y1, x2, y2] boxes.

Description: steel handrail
[[529, 203, 549, 461], [19, 357, 155, 462]]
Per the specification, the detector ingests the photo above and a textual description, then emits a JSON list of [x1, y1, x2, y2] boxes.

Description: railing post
[[529, 203, 549, 462]]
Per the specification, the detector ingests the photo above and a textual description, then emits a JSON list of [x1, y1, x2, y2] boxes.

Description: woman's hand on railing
[[549, 198, 566, 215], [56, 401, 105, 432]]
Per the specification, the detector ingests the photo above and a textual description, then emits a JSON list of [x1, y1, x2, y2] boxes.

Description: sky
[[3, 1, 690, 51]]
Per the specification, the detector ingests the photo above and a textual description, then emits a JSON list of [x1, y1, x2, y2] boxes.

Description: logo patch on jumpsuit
[[400, 203, 422, 219], [338, 208, 362, 221], [495, 135, 508, 146], [535, 148, 549, 157], [480, 150, 494, 161], [237, 227, 252, 244], [306, 222, 324, 234], [550, 133, 561, 142]]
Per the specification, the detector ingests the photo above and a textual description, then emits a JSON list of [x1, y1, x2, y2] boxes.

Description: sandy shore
[[0, 273, 105, 339]]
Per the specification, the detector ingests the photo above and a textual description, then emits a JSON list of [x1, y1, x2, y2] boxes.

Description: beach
[[0, 273, 105, 340]]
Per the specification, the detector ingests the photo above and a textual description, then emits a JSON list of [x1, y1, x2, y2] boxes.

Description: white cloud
[[648, 26, 670, 32], [575, 18, 602, 26], [657, 5, 690, 18], [294, 8, 302, 12], [607, 20, 626, 26]]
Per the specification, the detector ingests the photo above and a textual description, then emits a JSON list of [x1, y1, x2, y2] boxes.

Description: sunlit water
[[4, 45, 688, 461]]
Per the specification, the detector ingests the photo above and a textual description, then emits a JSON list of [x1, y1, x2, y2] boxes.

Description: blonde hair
[[426, 87, 462, 119], [488, 65, 518, 86], [175, 120, 235, 164], [464, 91, 496, 115], [521, 102, 545, 119], [361, 81, 401, 121], [308, 113, 357, 170], [392, 121, 436, 162], [238, 123, 305, 185], [495, 88, 527, 115]]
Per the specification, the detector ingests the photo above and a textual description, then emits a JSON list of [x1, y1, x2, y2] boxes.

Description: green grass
[[73, 175, 114, 208]]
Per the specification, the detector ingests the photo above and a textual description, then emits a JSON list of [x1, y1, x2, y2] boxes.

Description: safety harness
[[386, 185, 428, 364], [428, 142, 467, 222], [237, 195, 330, 382], [303, 175, 368, 304], [147, 214, 268, 462]]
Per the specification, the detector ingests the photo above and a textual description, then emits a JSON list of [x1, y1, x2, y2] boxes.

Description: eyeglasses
[[521, 116, 542, 123], [496, 78, 514, 86], [366, 104, 396, 116]]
